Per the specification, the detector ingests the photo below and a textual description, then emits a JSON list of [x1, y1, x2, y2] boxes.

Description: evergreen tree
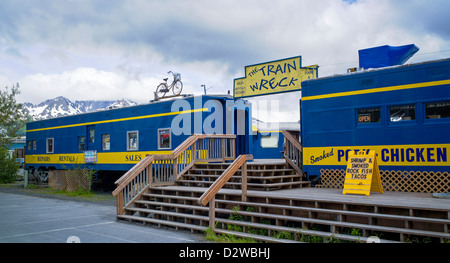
[[0, 83, 28, 183]]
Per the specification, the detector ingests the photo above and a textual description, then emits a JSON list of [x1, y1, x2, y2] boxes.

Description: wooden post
[[117, 192, 124, 215], [148, 165, 153, 187], [192, 142, 197, 162], [221, 138, 225, 162], [241, 161, 247, 202], [173, 158, 178, 181], [209, 196, 216, 229]]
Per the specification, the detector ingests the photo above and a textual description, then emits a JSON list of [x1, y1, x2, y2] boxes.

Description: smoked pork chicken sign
[[233, 56, 318, 99]]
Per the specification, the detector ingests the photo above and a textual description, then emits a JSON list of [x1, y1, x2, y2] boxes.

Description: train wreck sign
[[233, 56, 318, 99], [343, 150, 383, 196]]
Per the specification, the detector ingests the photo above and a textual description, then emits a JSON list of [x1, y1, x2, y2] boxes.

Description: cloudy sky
[[1, 0, 449, 121]]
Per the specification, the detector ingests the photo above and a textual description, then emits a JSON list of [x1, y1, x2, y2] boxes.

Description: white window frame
[[46, 138, 54, 154], [78, 136, 85, 152], [127, 131, 139, 151], [158, 128, 172, 150], [260, 135, 279, 148], [102, 134, 111, 151]]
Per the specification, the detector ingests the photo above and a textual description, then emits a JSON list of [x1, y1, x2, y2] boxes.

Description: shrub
[[0, 146, 19, 183]]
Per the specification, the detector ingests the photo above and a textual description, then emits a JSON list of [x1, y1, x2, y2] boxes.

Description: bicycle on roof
[[155, 71, 183, 99]]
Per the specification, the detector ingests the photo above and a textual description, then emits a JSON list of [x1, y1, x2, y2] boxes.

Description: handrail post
[[173, 158, 178, 182], [117, 192, 124, 215], [241, 161, 247, 202], [148, 165, 152, 187], [282, 130, 303, 174], [209, 196, 216, 230], [221, 138, 225, 162], [192, 141, 197, 162]]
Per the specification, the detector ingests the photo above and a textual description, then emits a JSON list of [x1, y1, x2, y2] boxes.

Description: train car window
[[357, 108, 381, 123], [102, 134, 111, 151], [46, 138, 54, 153], [158, 128, 171, 150], [390, 104, 415, 122], [426, 101, 450, 119], [89, 128, 95, 143], [261, 135, 279, 148], [78, 136, 85, 151], [32, 140, 36, 151], [27, 140, 31, 151], [127, 131, 139, 151]]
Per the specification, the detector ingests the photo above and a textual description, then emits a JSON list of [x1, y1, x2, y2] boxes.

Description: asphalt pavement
[[0, 191, 205, 243]]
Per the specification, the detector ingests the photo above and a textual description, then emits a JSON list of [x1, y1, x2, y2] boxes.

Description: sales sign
[[342, 150, 383, 196], [233, 56, 318, 99]]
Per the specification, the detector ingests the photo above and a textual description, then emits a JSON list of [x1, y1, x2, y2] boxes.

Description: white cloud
[[17, 68, 159, 104], [1, 0, 449, 108]]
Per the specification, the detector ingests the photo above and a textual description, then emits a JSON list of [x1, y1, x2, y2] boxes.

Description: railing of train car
[[112, 134, 236, 215], [282, 130, 303, 174]]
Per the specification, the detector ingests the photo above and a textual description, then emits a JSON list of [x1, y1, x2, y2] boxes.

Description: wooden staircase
[[177, 162, 309, 190], [116, 185, 450, 243], [112, 134, 450, 243]]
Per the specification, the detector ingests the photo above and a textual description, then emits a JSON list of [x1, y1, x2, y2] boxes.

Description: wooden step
[[213, 229, 303, 243], [193, 162, 290, 170], [125, 207, 209, 223], [119, 186, 449, 242], [121, 195, 406, 243], [117, 214, 208, 232], [188, 168, 296, 173], [215, 218, 401, 243], [183, 173, 300, 180], [176, 179, 308, 190], [143, 191, 449, 228], [216, 199, 450, 226], [142, 193, 200, 202], [134, 200, 208, 211], [214, 206, 450, 240], [134, 190, 450, 240]]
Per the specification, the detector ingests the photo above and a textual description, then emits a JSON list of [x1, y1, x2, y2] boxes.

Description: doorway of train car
[[234, 109, 250, 156], [86, 125, 96, 150]]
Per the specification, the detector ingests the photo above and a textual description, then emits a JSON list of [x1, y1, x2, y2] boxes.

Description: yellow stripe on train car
[[25, 149, 210, 165], [302, 79, 450, 101], [303, 144, 450, 167], [26, 108, 209, 133]]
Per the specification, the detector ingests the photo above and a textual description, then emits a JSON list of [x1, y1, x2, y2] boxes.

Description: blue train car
[[301, 58, 450, 179], [252, 122, 300, 159], [25, 95, 253, 181]]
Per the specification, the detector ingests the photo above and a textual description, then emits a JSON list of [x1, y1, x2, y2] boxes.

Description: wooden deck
[[250, 187, 450, 212], [155, 185, 449, 213], [119, 185, 449, 243]]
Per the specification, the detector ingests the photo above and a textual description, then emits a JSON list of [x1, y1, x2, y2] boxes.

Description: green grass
[[22, 184, 115, 203]]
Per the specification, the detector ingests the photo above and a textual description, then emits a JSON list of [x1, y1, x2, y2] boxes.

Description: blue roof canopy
[[359, 44, 419, 69]]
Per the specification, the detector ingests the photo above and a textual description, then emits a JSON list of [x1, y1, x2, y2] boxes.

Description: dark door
[[86, 125, 96, 150], [234, 109, 249, 156]]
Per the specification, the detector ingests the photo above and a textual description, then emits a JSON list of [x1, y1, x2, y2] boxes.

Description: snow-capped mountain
[[23, 96, 137, 120]]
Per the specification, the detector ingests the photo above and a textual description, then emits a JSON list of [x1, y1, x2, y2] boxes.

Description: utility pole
[[201, 85, 206, 95]]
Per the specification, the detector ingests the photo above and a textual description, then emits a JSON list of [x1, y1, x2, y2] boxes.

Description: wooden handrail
[[113, 134, 237, 215], [198, 154, 250, 206], [171, 134, 200, 158], [113, 134, 236, 189], [112, 155, 154, 196], [282, 130, 302, 151], [282, 130, 303, 174]]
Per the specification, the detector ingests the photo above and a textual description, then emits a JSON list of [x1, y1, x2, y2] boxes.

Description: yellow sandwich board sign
[[233, 56, 318, 99], [343, 150, 383, 196]]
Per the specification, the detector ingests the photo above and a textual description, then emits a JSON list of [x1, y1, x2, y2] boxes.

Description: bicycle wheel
[[173, 81, 183, 96], [156, 83, 168, 99]]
